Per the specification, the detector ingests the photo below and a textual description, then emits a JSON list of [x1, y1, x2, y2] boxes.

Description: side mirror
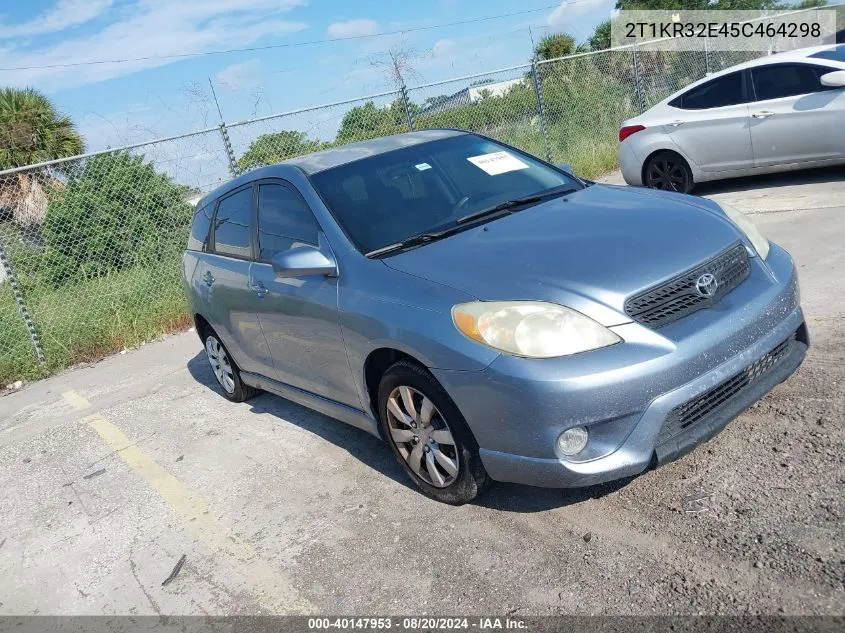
[[270, 235, 337, 278], [820, 70, 845, 88], [556, 162, 574, 175]]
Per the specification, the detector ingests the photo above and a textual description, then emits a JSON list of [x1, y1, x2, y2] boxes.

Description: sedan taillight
[[619, 125, 645, 142]]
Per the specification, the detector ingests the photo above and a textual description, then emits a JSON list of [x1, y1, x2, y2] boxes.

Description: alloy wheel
[[646, 158, 686, 191], [205, 335, 235, 394], [386, 385, 460, 488]]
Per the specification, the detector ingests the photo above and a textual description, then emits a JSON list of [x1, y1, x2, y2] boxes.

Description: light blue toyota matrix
[[182, 129, 807, 504]]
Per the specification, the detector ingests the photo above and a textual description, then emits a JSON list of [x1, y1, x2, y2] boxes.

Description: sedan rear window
[[309, 134, 580, 254]]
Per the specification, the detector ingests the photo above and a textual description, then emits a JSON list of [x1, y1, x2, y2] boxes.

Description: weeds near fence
[[0, 264, 189, 383]]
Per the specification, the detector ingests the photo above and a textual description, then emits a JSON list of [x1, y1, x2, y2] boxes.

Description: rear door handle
[[202, 271, 215, 286], [752, 111, 775, 119]]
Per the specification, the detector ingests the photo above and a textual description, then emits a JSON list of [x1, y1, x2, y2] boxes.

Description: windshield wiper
[[366, 229, 454, 258], [455, 185, 577, 225]]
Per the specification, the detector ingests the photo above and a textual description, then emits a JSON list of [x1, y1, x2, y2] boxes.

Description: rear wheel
[[377, 360, 490, 504], [202, 330, 258, 403], [644, 151, 694, 193]]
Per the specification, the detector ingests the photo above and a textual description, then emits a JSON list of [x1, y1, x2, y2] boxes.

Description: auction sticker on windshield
[[467, 151, 529, 176]]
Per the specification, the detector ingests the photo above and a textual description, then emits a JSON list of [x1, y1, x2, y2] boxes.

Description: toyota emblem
[[696, 273, 718, 298]]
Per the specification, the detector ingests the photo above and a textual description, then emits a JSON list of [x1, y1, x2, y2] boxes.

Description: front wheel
[[378, 360, 491, 504], [644, 151, 694, 193]]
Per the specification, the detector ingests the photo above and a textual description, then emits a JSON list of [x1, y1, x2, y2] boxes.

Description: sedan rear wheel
[[644, 151, 693, 193]]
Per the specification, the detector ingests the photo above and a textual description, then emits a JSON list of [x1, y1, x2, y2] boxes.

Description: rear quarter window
[[187, 203, 213, 251]]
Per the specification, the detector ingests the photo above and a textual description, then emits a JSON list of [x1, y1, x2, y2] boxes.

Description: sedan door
[[204, 185, 276, 378], [748, 63, 845, 167], [247, 181, 361, 409], [664, 70, 754, 173]]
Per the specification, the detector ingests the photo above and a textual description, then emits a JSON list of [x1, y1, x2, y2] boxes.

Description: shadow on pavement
[[692, 165, 845, 197], [187, 350, 638, 512], [186, 351, 414, 491]]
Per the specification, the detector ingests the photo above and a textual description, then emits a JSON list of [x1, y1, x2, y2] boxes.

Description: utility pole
[[208, 77, 238, 177]]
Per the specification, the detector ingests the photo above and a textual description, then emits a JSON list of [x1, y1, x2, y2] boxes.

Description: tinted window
[[752, 64, 834, 101], [257, 184, 319, 260], [809, 44, 845, 62], [187, 204, 213, 251], [213, 187, 254, 258], [310, 134, 581, 254], [674, 72, 747, 110]]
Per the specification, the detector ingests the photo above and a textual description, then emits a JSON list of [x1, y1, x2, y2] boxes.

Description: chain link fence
[[1, 5, 840, 383]]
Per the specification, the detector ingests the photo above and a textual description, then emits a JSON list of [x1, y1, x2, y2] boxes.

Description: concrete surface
[[0, 169, 843, 616]]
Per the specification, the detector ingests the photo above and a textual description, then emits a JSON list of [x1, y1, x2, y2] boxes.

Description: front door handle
[[668, 120, 685, 127], [250, 281, 269, 298], [203, 271, 215, 286], [752, 111, 775, 119]]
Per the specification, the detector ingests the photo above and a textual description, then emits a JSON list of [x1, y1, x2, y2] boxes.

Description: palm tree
[[534, 34, 578, 61], [0, 87, 84, 227]]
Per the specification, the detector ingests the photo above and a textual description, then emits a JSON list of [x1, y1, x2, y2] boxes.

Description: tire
[[201, 328, 259, 403], [643, 150, 694, 194], [377, 360, 491, 504]]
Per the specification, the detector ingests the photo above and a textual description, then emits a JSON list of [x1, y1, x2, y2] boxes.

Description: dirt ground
[[0, 168, 843, 616]]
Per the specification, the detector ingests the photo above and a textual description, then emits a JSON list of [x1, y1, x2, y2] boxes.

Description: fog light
[[558, 427, 589, 456]]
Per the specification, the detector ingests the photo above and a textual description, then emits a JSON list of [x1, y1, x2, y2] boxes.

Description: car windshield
[[309, 134, 582, 254]]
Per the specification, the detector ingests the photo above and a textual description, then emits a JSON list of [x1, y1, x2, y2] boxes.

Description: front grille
[[625, 243, 751, 329], [657, 334, 796, 445]]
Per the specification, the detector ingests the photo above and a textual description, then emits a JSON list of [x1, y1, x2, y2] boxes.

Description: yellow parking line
[[61, 390, 312, 613], [62, 390, 91, 411]]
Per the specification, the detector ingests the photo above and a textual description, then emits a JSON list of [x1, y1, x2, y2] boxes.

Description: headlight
[[720, 203, 769, 259], [451, 301, 621, 358]]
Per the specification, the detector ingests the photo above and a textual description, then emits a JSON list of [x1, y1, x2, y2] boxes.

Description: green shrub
[[40, 152, 192, 286], [236, 130, 324, 172]]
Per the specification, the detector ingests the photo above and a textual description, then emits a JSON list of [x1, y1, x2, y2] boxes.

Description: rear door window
[[671, 71, 749, 110], [751, 63, 837, 101], [212, 187, 255, 258]]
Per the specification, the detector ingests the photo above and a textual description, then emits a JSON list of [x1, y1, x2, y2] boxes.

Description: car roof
[[654, 44, 845, 107], [283, 128, 466, 174], [197, 129, 466, 208]]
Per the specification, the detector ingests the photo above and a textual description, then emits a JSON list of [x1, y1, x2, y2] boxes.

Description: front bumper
[[432, 244, 807, 488]]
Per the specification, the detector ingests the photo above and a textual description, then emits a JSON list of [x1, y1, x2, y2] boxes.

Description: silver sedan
[[618, 44, 845, 193]]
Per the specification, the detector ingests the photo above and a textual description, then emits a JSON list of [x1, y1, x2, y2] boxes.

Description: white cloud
[[431, 39, 456, 59], [547, 0, 609, 30], [0, 0, 308, 92], [327, 19, 378, 38], [216, 59, 263, 90], [0, 0, 114, 38]]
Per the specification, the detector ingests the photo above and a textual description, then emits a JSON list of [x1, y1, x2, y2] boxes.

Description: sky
[[0, 0, 616, 153]]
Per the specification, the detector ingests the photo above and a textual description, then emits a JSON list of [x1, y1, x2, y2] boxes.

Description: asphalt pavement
[[1, 167, 843, 616]]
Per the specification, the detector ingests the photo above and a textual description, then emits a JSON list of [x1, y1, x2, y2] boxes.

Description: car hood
[[381, 184, 744, 327]]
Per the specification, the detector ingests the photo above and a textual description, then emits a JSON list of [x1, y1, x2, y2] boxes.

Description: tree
[[534, 33, 578, 61], [615, 0, 782, 8], [41, 152, 192, 286], [335, 99, 416, 144], [0, 88, 84, 171], [236, 130, 322, 172], [0, 88, 85, 228], [589, 20, 613, 51]]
